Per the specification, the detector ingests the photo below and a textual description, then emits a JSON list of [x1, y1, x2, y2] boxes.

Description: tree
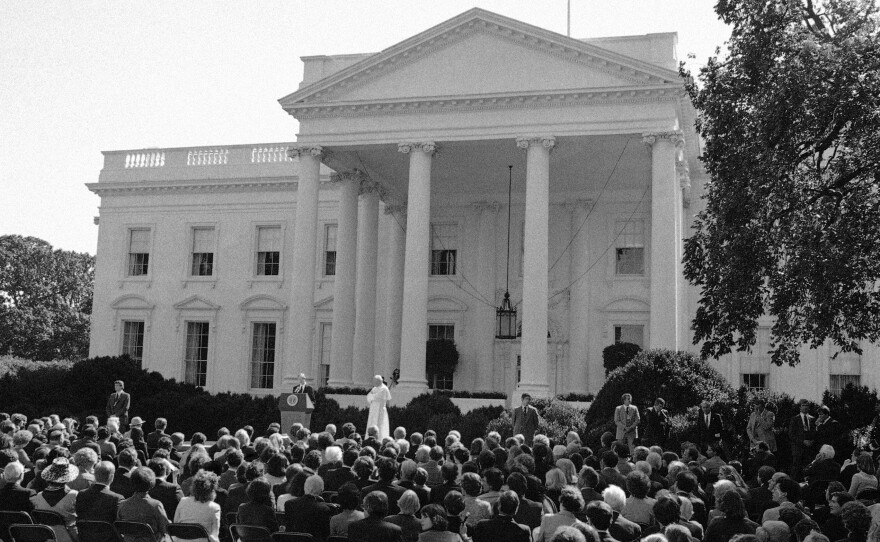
[[602, 342, 642, 375], [681, 0, 880, 365], [0, 235, 94, 360]]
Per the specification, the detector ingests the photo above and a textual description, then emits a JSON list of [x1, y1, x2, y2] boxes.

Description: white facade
[[87, 9, 873, 403]]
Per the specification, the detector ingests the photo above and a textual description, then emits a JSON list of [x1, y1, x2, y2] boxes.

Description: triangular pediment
[[280, 8, 679, 110], [174, 295, 220, 311]]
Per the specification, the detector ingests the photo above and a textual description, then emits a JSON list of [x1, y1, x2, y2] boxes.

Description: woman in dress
[[174, 470, 222, 542], [30, 457, 79, 542], [366, 375, 391, 440]]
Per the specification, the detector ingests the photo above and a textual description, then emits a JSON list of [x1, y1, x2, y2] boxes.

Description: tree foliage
[[681, 0, 880, 365], [0, 235, 94, 360], [602, 342, 642, 375]]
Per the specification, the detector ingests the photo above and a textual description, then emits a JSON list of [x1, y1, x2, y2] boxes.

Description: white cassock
[[366, 384, 392, 440]]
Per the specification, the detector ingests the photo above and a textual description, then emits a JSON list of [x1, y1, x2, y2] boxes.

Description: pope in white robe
[[366, 375, 391, 440]]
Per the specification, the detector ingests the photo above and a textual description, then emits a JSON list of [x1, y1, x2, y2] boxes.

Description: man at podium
[[292, 373, 316, 403]]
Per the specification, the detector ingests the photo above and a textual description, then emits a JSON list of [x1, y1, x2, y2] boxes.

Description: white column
[[644, 131, 684, 350], [327, 171, 360, 387], [382, 204, 407, 384], [286, 145, 323, 386], [515, 136, 555, 397], [567, 199, 593, 393], [397, 141, 435, 393], [352, 183, 381, 387], [474, 201, 499, 391]]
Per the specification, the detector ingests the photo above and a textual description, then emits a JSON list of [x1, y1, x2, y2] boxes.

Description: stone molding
[[641, 131, 685, 148], [287, 145, 324, 159], [398, 142, 437, 155], [86, 178, 299, 196], [516, 136, 557, 151]]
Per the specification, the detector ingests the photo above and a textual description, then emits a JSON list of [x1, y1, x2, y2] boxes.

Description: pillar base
[[515, 382, 551, 399]]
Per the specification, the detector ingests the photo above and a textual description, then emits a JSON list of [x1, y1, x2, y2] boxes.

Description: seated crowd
[[0, 407, 878, 542]]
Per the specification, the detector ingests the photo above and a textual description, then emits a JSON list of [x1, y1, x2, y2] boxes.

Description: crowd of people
[[0, 389, 879, 542]]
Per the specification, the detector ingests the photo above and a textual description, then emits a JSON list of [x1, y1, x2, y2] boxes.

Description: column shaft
[[327, 172, 359, 386], [352, 188, 380, 387], [397, 142, 435, 391], [382, 205, 406, 384], [516, 136, 554, 397], [567, 200, 592, 393], [645, 132, 683, 349], [287, 146, 322, 386], [474, 202, 499, 390]]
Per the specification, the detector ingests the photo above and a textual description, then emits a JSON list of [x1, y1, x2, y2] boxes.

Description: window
[[324, 224, 337, 276], [190, 227, 215, 277], [250, 323, 276, 389], [127, 229, 151, 276], [427, 324, 455, 390], [431, 223, 458, 276], [320, 323, 332, 386], [184, 321, 210, 387], [121, 321, 144, 362], [830, 374, 861, 396], [256, 226, 281, 276], [615, 219, 645, 276], [742, 373, 768, 392], [614, 325, 645, 349]]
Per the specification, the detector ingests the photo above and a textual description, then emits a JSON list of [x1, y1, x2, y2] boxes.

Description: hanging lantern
[[496, 291, 517, 339]]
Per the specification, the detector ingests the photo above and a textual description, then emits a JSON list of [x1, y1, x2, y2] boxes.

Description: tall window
[[121, 321, 144, 362], [324, 224, 337, 276], [742, 373, 768, 391], [127, 229, 151, 276], [830, 349, 861, 395], [615, 219, 645, 275], [184, 321, 209, 387], [256, 226, 281, 276], [191, 227, 215, 276], [830, 374, 861, 396], [320, 323, 332, 386], [431, 223, 458, 276], [614, 324, 644, 349], [250, 322, 276, 389], [427, 324, 455, 390]]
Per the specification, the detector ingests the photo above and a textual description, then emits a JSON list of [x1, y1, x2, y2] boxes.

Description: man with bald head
[[76, 461, 124, 523], [0, 462, 35, 511]]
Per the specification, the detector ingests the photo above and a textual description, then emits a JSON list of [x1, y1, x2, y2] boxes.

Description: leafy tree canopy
[[682, 0, 880, 365], [0, 235, 94, 360]]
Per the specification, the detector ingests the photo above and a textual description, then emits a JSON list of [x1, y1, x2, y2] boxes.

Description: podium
[[278, 393, 314, 432]]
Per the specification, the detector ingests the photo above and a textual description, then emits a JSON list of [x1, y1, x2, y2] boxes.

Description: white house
[[86, 8, 874, 403]]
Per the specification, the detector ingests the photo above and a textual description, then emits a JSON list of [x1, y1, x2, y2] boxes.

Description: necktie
[[803, 414, 808, 431]]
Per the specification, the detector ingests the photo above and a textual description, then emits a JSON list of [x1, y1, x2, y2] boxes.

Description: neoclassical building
[[87, 8, 873, 403]]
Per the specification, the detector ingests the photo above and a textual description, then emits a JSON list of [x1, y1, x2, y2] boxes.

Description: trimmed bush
[[602, 342, 641, 375]]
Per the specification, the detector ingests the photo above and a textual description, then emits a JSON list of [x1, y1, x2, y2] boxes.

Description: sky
[[0, 1, 730, 255]]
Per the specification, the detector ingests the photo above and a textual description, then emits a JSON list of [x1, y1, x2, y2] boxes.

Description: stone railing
[[99, 143, 308, 183]]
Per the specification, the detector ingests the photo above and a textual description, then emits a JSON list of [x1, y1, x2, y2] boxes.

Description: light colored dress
[[367, 384, 392, 439], [31, 489, 78, 542], [174, 496, 221, 542]]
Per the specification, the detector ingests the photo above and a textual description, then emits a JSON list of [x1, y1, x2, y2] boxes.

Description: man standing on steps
[[106, 380, 130, 430], [512, 393, 540, 445], [615, 393, 640, 452]]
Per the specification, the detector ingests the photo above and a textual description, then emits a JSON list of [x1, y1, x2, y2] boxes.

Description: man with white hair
[[322, 446, 355, 491], [285, 474, 334, 541], [603, 484, 642, 542], [0, 462, 34, 511]]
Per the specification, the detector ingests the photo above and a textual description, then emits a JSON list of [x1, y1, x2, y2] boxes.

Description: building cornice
[[86, 177, 306, 196]]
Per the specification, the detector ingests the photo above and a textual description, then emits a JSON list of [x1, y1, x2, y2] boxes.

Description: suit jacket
[[346, 515, 403, 542], [292, 383, 316, 403], [0, 482, 35, 512], [789, 413, 817, 451], [614, 405, 640, 440], [816, 418, 848, 456], [285, 495, 335, 541], [643, 407, 669, 445], [512, 405, 540, 443], [148, 479, 183, 519], [146, 430, 169, 454], [109, 467, 135, 499], [610, 512, 642, 542], [363, 481, 407, 515], [697, 411, 725, 445], [106, 391, 131, 424], [513, 495, 543, 530], [474, 516, 531, 542], [75, 483, 123, 523]]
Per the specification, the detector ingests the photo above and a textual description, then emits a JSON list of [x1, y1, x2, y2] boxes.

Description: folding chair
[[28, 512, 64, 529], [229, 524, 271, 542], [114, 521, 155, 542], [270, 533, 314, 542], [76, 520, 122, 542], [0, 512, 32, 542], [8, 524, 56, 542], [168, 523, 210, 541]]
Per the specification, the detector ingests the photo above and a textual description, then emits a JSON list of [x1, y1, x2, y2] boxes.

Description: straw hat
[[41, 457, 80, 484]]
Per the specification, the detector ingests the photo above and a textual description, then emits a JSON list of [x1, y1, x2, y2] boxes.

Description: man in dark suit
[[815, 406, 849, 460], [585, 501, 622, 542], [106, 380, 131, 429], [642, 397, 669, 447], [347, 490, 403, 542], [362, 457, 407, 514], [109, 448, 137, 498], [789, 399, 817, 481], [145, 418, 169, 456], [146, 459, 183, 519], [75, 461, 124, 523], [473, 490, 531, 542], [507, 472, 543, 531], [512, 393, 540, 445], [292, 373, 316, 403], [0, 462, 35, 512], [285, 474, 335, 541], [696, 400, 725, 450]]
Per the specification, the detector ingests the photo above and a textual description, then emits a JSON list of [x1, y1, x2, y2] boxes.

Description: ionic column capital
[[516, 136, 557, 151], [288, 144, 325, 159], [642, 131, 685, 149], [473, 200, 501, 214], [398, 141, 437, 155]]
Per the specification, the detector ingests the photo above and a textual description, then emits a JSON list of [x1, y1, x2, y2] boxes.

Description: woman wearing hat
[[30, 457, 79, 542]]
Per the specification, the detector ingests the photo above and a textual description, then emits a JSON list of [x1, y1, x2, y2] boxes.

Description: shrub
[[537, 400, 590, 443], [322, 386, 371, 395], [486, 410, 514, 442], [556, 392, 595, 402], [584, 349, 737, 449], [602, 342, 641, 375]]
